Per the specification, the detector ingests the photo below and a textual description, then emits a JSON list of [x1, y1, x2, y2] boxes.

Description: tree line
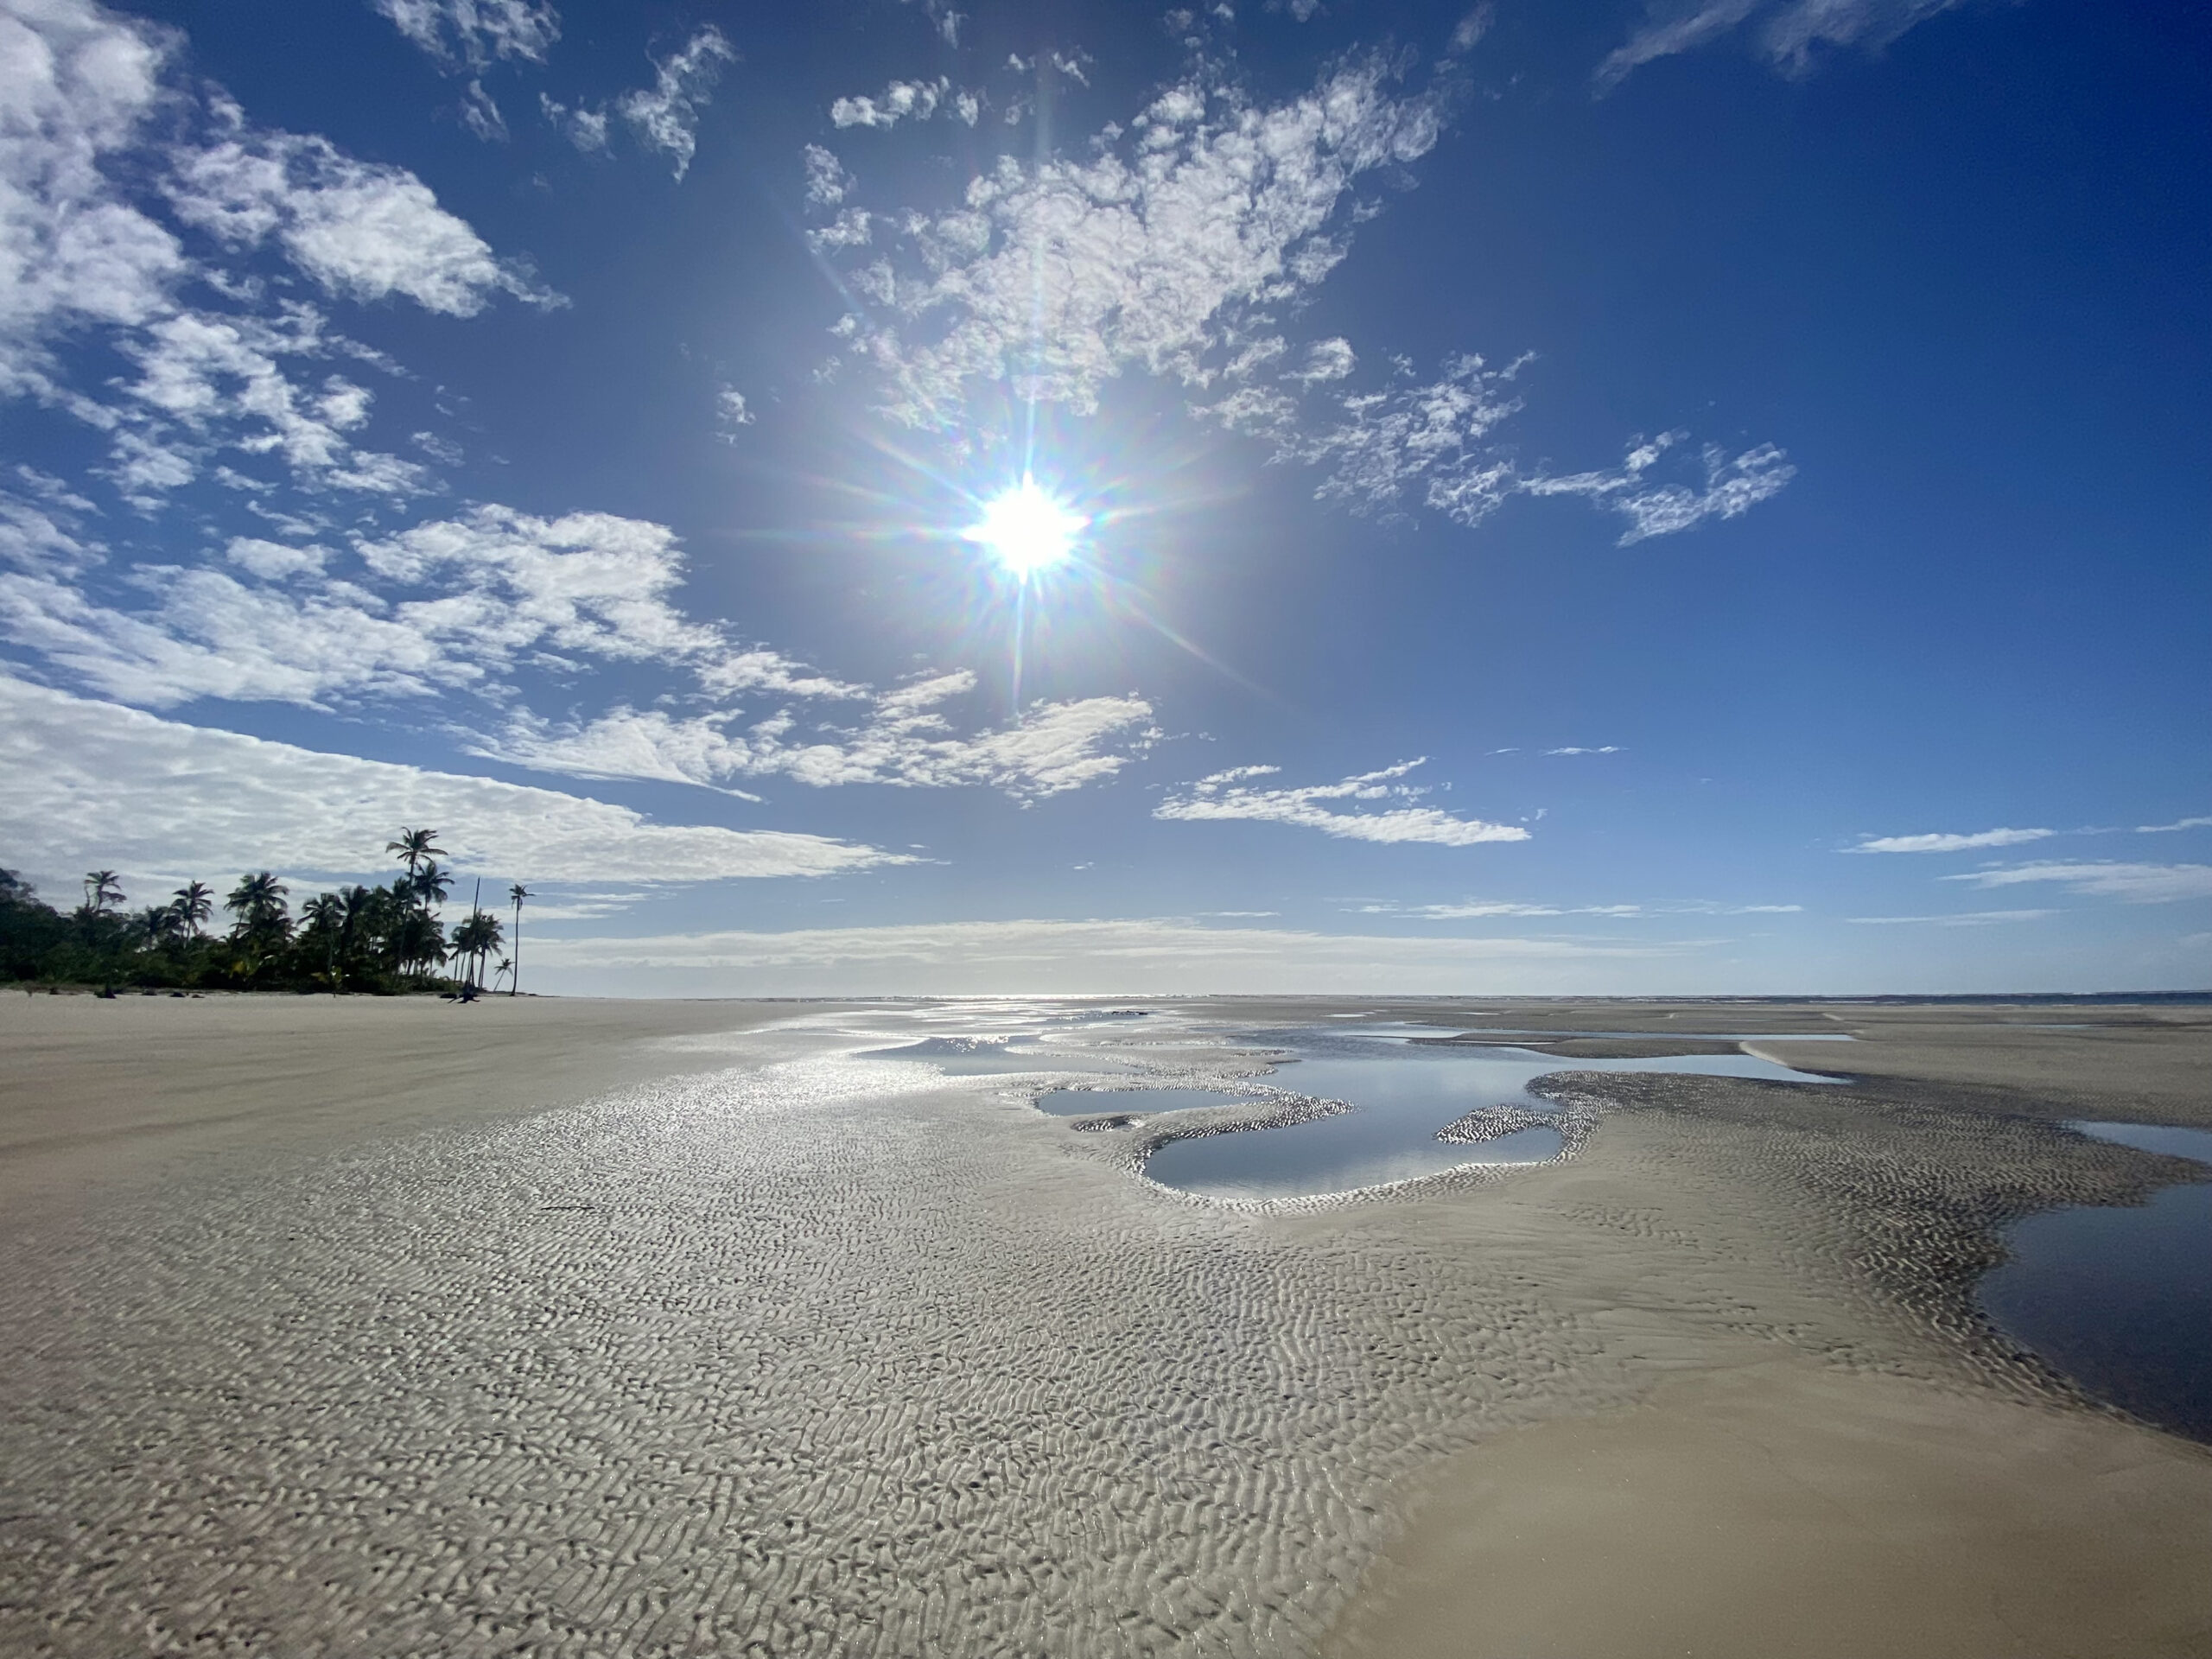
[[1, 830, 532, 996]]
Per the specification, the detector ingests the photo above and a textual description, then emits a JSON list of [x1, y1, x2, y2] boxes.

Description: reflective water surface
[[1036, 1086, 1263, 1118], [1980, 1122, 2212, 1442], [1144, 1028, 1840, 1202]]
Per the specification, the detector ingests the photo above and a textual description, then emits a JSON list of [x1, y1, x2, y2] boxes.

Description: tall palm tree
[[82, 871, 123, 912], [386, 828, 447, 880], [136, 903, 181, 947], [300, 893, 343, 989], [506, 883, 531, 995], [171, 880, 213, 939]]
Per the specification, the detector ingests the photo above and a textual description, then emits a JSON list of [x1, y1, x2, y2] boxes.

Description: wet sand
[[2, 994, 2208, 1656]]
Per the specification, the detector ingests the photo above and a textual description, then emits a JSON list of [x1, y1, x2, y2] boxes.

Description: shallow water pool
[[1143, 1029, 1839, 1201], [1979, 1122, 2212, 1442]]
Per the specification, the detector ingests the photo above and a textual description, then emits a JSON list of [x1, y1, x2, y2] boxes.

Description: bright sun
[[966, 476, 1086, 578]]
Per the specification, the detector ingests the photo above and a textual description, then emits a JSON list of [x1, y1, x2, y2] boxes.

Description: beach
[[2, 994, 2208, 1656]]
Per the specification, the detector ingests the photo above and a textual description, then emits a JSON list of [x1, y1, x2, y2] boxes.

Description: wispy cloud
[[1357, 898, 1800, 919], [1847, 826, 2056, 854], [1942, 862, 2212, 905], [2138, 815, 2212, 835], [370, 0, 558, 68], [807, 54, 1790, 544], [1846, 910, 2054, 925], [1545, 745, 1622, 756], [1155, 760, 1529, 847], [821, 56, 1447, 429], [1595, 0, 1986, 93], [0, 674, 906, 887], [1521, 432, 1796, 543], [617, 28, 733, 180], [524, 915, 1693, 995]]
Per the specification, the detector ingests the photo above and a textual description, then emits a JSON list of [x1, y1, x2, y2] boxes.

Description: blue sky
[[1, 0, 2205, 994]]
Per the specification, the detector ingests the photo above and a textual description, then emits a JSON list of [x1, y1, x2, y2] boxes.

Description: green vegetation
[[1, 828, 526, 996]]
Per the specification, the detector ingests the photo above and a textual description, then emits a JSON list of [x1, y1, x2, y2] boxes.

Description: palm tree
[[83, 871, 124, 912], [136, 903, 182, 947], [410, 859, 453, 912], [507, 883, 531, 995], [225, 871, 292, 961], [171, 880, 213, 939], [386, 828, 447, 880], [298, 893, 344, 992], [450, 909, 503, 991], [490, 957, 513, 994]]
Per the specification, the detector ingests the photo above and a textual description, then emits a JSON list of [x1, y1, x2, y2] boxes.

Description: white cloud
[[2137, 815, 2212, 835], [802, 143, 850, 207], [524, 914, 1690, 995], [540, 92, 608, 152], [1846, 910, 2054, 925], [0, 504, 825, 709], [460, 79, 507, 143], [1545, 745, 1621, 756], [0, 0, 550, 505], [1942, 862, 2212, 905], [1596, 0, 1980, 92], [0, 673, 906, 887], [371, 0, 559, 67], [1522, 432, 1796, 543], [165, 106, 556, 315], [480, 673, 1159, 802], [0, 0, 186, 396], [1846, 826, 2055, 854], [830, 77, 957, 130], [1357, 897, 1800, 919], [715, 385, 753, 435], [618, 28, 733, 181], [1277, 353, 1525, 525], [1155, 759, 1529, 847], [834, 56, 1446, 429], [224, 535, 326, 578]]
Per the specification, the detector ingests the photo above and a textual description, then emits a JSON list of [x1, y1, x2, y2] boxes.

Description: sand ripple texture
[[1, 1054, 1646, 1659]]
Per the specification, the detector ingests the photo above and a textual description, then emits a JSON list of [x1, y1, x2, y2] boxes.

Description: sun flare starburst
[[965, 476, 1087, 578]]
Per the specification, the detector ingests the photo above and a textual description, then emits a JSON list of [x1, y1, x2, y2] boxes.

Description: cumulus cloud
[[1595, 0, 1984, 92], [166, 108, 555, 315], [831, 77, 973, 130], [0, 673, 906, 887], [1155, 759, 1529, 847], [0, 505, 782, 708], [1942, 861, 2212, 905], [1, 0, 550, 506], [1846, 826, 2055, 854], [802, 143, 851, 207], [371, 0, 559, 67], [479, 673, 1159, 802], [618, 27, 733, 180]]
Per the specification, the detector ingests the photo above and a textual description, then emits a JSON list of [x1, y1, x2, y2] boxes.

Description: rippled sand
[[2, 994, 2208, 1656]]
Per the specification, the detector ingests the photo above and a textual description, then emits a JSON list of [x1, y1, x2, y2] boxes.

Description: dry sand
[[2, 994, 2208, 1656]]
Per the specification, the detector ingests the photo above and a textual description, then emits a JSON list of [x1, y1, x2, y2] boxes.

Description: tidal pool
[[1144, 1028, 1840, 1202], [1979, 1122, 2212, 1442]]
